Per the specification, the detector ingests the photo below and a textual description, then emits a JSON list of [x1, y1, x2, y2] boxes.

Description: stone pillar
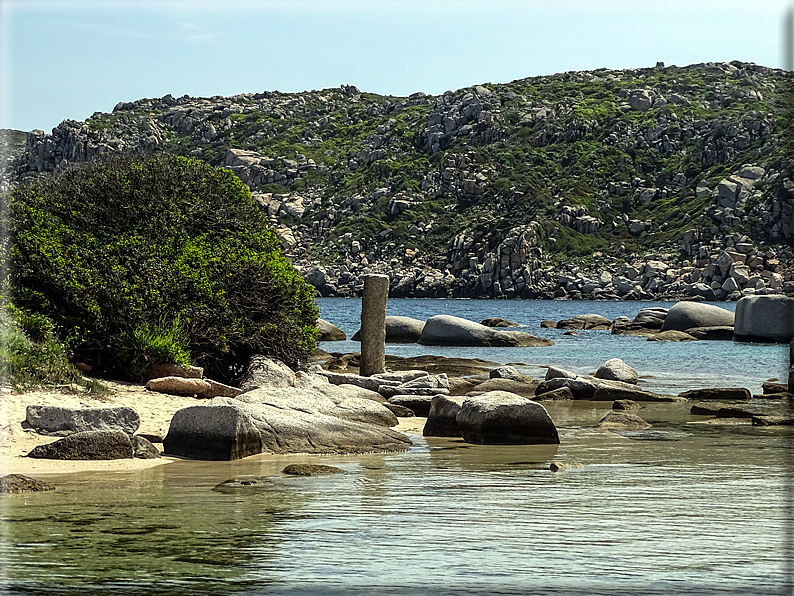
[[789, 340, 794, 390], [359, 274, 389, 376]]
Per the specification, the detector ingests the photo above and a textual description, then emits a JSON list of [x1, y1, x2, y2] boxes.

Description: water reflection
[[0, 462, 311, 594], [1, 418, 791, 595]]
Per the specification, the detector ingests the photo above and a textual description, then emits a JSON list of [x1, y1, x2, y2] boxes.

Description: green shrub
[[7, 152, 319, 382], [0, 306, 105, 393], [119, 317, 192, 379]]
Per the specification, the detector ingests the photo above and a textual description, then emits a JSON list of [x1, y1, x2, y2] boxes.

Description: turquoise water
[[1, 299, 792, 595], [318, 298, 788, 395]]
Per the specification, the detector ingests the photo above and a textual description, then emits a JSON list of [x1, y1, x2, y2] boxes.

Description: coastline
[[0, 381, 198, 476], [0, 381, 429, 477]]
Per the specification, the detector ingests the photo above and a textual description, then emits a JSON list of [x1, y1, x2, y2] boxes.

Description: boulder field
[[19, 324, 793, 463]]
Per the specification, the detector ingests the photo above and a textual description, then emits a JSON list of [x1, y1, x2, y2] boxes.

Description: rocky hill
[[7, 60, 794, 301]]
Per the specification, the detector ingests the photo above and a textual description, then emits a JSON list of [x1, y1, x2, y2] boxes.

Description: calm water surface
[[1, 299, 792, 595]]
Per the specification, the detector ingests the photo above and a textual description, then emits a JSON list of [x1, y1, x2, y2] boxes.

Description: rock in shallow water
[[423, 395, 467, 437], [455, 391, 560, 445], [418, 315, 553, 347], [0, 474, 55, 493], [282, 464, 346, 476], [595, 358, 638, 384], [734, 295, 794, 343], [660, 302, 735, 332], [597, 412, 652, 430]]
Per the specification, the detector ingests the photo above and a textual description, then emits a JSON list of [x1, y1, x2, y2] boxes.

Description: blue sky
[[1, 0, 791, 133]]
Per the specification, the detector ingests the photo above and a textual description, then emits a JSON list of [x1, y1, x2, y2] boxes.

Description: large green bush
[[6, 152, 319, 382]]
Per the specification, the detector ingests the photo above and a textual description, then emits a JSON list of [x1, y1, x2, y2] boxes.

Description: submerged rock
[[647, 330, 698, 342], [0, 474, 55, 493], [597, 411, 652, 430], [282, 464, 346, 476], [549, 461, 585, 472], [679, 388, 751, 401], [684, 326, 735, 341], [612, 399, 640, 410], [751, 415, 794, 426]]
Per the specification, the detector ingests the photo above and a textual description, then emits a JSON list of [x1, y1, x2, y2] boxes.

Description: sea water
[[318, 298, 789, 395], [1, 299, 791, 595]]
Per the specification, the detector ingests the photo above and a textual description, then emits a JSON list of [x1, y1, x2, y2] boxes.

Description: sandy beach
[[0, 381, 428, 476], [1, 381, 201, 475]]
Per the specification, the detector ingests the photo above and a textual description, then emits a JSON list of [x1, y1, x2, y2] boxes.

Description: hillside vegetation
[[8, 60, 794, 300]]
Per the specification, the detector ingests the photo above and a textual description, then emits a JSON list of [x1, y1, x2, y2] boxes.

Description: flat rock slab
[[27, 430, 134, 460], [469, 378, 538, 397], [385, 354, 500, 376], [146, 377, 212, 396], [692, 417, 751, 425], [282, 464, 346, 476], [25, 405, 140, 436], [597, 411, 652, 430], [321, 370, 401, 393], [752, 415, 794, 426], [679, 388, 751, 401], [648, 330, 698, 342], [0, 474, 56, 493], [199, 379, 241, 399], [690, 402, 732, 415], [612, 399, 640, 410], [532, 386, 574, 401], [684, 326, 735, 341], [142, 363, 203, 383], [592, 384, 683, 403], [613, 430, 680, 441]]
